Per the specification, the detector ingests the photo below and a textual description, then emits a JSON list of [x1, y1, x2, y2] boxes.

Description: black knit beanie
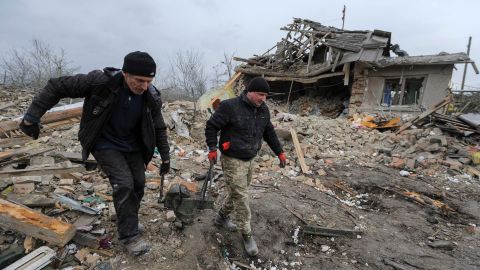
[[122, 51, 156, 77], [247, 77, 270, 93]]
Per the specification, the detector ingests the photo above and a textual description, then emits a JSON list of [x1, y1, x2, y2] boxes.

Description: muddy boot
[[120, 235, 151, 256], [214, 214, 237, 232], [242, 233, 258, 256]]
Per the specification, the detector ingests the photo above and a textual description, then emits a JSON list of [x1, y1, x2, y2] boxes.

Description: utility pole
[[460, 36, 472, 92], [342, 5, 346, 30]]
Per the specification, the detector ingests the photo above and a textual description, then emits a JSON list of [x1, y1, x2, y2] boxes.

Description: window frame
[[380, 75, 426, 107]]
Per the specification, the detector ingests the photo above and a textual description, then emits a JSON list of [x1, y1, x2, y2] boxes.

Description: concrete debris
[[427, 240, 455, 250], [166, 210, 176, 222]]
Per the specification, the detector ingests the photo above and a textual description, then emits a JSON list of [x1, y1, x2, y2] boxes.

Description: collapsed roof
[[235, 18, 478, 83]]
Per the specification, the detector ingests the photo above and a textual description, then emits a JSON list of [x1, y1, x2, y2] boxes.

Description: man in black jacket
[[205, 76, 287, 256], [20, 51, 170, 256]]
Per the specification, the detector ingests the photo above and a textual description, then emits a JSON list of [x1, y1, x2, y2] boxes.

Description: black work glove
[[19, 119, 40, 139], [160, 160, 170, 175]]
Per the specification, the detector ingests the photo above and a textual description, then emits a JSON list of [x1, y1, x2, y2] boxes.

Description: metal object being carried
[[199, 161, 215, 209], [158, 173, 166, 203], [163, 162, 215, 225]]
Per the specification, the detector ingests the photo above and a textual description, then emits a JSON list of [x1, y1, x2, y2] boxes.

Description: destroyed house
[[234, 18, 478, 116]]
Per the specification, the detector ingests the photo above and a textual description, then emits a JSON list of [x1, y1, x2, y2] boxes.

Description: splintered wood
[[0, 199, 76, 246], [0, 165, 85, 177], [0, 106, 82, 138], [396, 96, 451, 134]]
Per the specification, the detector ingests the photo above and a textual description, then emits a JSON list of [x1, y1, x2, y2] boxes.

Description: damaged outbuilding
[[232, 18, 478, 117]]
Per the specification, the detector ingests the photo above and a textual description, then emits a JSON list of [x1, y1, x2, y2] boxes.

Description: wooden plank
[[0, 149, 14, 161], [0, 135, 32, 148], [236, 63, 334, 78], [232, 57, 265, 66], [303, 225, 362, 238], [306, 36, 315, 73], [232, 261, 256, 270], [331, 50, 342, 72], [6, 194, 56, 208], [464, 165, 480, 178], [0, 165, 85, 177], [53, 151, 96, 164], [0, 146, 36, 162], [224, 72, 241, 90], [0, 147, 55, 167], [283, 204, 307, 224], [0, 198, 76, 246], [289, 127, 309, 173], [264, 71, 344, 84], [396, 96, 452, 134], [41, 118, 80, 130], [0, 107, 82, 139], [343, 62, 351, 86]]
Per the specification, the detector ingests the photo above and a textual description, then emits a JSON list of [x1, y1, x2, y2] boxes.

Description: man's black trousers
[[93, 149, 145, 240]]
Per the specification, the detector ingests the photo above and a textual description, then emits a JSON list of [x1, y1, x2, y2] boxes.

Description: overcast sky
[[1, 0, 479, 89]]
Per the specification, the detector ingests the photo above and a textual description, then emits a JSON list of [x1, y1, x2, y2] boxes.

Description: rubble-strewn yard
[[0, 85, 479, 270]]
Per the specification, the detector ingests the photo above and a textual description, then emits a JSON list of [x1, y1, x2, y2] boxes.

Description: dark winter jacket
[[205, 91, 283, 160], [24, 67, 170, 164]]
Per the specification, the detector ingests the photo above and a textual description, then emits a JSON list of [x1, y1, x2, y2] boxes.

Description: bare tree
[[221, 51, 237, 79], [167, 50, 208, 100], [166, 49, 208, 121], [210, 51, 238, 88], [1, 49, 33, 87], [1, 39, 79, 88]]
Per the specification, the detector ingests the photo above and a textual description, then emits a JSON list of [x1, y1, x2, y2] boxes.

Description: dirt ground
[[106, 157, 480, 270]]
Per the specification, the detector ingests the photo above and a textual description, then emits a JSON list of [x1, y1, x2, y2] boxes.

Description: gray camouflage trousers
[[219, 154, 253, 235]]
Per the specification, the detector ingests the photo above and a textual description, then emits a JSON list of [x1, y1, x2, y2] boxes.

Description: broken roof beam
[[259, 44, 279, 57], [263, 71, 344, 84], [331, 50, 342, 72], [236, 63, 334, 78], [471, 62, 479, 74], [280, 26, 369, 36], [306, 36, 315, 73], [233, 57, 266, 66]]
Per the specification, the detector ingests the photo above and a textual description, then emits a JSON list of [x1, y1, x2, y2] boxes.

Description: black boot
[[214, 213, 237, 232], [242, 233, 258, 256]]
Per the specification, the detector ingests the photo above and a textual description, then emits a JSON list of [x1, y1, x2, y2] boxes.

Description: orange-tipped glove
[[278, 152, 287, 168], [208, 149, 217, 164]]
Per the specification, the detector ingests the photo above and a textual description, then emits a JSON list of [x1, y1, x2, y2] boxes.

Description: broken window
[[381, 77, 424, 106], [402, 78, 424, 105]]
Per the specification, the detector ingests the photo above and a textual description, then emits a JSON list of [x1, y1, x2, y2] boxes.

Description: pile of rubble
[[269, 112, 480, 182], [0, 83, 479, 269]]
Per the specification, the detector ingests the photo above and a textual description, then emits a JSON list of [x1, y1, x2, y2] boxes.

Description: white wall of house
[[359, 64, 453, 112]]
